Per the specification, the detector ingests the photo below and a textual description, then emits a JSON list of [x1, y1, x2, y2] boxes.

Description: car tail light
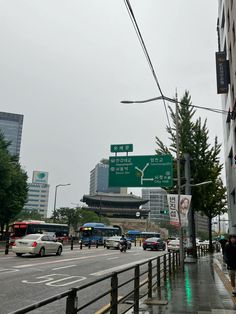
[[153, 242, 158, 245], [32, 241, 37, 247], [143, 242, 147, 245], [12, 242, 16, 246]]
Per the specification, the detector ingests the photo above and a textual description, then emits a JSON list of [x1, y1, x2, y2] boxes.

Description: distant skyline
[[0, 1, 222, 216]]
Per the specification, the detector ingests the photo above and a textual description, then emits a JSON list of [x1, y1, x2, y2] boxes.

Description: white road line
[[13, 252, 118, 269], [90, 258, 152, 276], [132, 253, 142, 256], [52, 265, 76, 270], [107, 257, 119, 260], [0, 268, 19, 274]]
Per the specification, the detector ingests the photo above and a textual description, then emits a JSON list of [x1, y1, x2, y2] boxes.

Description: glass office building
[[0, 111, 24, 158], [89, 159, 121, 194], [141, 188, 169, 223]]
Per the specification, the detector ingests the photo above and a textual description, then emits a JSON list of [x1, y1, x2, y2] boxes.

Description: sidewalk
[[138, 254, 236, 314]]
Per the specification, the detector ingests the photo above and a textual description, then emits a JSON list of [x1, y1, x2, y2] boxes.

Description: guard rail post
[[70, 238, 73, 251], [110, 272, 118, 314], [172, 252, 175, 272], [168, 253, 171, 276], [134, 265, 140, 313], [66, 288, 77, 314], [96, 241, 98, 248], [134, 239, 136, 247], [163, 254, 167, 282], [148, 260, 152, 299], [157, 256, 161, 299], [5, 240, 9, 255], [79, 241, 82, 250], [139, 240, 142, 247]]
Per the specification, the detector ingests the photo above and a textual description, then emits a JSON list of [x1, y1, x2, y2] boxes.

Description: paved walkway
[[137, 254, 236, 314]]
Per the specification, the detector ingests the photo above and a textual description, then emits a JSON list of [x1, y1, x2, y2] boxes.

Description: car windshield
[[146, 238, 160, 242], [22, 234, 41, 240]]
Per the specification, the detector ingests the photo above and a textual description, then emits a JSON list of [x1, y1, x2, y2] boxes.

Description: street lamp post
[[53, 183, 71, 222], [121, 94, 185, 270]]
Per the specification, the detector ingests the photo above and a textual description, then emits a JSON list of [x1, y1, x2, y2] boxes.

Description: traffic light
[[160, 209, 169, 214]]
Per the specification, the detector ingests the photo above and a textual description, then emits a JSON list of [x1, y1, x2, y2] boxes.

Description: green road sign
[[109, 155, 173, 188], [110, 144, 133, 153], [160, 209, 169, 214]]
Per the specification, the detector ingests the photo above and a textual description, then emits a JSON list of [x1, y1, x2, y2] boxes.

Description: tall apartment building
[[141, 188, 169, 223], [24, 171, 49, 218], [0, 111, 23, 158], [89, 159, 122, 194], [217, 0, 236, 232]]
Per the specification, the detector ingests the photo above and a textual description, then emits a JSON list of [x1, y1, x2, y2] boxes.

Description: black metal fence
[[9, 245, 210, 314], [10, 251, 180, 314]]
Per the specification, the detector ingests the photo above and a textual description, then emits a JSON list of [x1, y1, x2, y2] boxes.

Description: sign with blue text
[[109, 155, 173, 187]]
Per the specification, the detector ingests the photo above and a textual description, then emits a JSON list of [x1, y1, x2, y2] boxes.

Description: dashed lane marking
[[52, 264, 76, 270], [13, 252, 118, 269], [107, 257, 119, 260], [90, 258, 152, 276], [0, 268, 19, 274]]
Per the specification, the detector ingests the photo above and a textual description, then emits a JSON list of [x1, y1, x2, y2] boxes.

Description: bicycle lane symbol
[[22, 273, 86, 287]]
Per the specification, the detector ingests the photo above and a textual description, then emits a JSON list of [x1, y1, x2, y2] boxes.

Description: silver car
[[105, 236, 131, 250], [12, 233, 63, 257]]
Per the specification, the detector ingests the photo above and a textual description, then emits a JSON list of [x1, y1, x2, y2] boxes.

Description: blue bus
[[127, 230, 161, 242], [79, 223, 121, 245]]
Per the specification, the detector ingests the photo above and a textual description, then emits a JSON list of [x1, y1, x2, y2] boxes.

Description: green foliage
[[0, 134, 28, 232], [15, 210, 43, 221], [155, 90, 227, 219], [51, 207, 110, 233]]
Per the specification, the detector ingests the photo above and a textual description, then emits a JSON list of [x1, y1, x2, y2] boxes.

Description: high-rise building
[[24, 171, 49, 218], [0, 111, 23, 158], [217, 0, 236, 232], [141, 188, 169, 223], [89, 159, 121, 194]]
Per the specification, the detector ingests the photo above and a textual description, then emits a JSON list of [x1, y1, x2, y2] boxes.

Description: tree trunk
[[208, 216, 214, 253]]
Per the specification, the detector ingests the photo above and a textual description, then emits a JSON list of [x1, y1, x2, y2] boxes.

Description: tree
[[15, 210, 43, 221], [0, 134, 28, 233], [155, 91, 227, 247], [51, 207, 110, 234]]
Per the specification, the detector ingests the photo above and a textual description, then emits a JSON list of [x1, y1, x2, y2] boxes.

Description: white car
[[105, 236, 131, 250], [168, 239, 181, 252], [12, 234, 63, 257]]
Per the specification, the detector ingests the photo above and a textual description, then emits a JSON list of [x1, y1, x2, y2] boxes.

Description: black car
[[143, 237, 166, 251]]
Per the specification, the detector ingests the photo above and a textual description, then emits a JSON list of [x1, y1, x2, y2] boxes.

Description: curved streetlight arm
[[53, 183, 71, 221]]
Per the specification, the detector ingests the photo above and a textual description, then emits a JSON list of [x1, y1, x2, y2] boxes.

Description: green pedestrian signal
[[160, 209, 169, 214]]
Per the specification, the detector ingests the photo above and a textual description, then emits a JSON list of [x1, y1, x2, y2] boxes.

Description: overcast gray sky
[[0, 1, 222, 215]]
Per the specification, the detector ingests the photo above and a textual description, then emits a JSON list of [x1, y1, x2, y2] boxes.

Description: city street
[[1, 245, 166, 314]]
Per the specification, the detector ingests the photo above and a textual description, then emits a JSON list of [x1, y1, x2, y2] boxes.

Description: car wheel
[[143, 248, 146, 250], [16, 253, 23, 257], [38, 247, 45, 257], [56, 246, 62, 256], [106, 246, 110, 249]]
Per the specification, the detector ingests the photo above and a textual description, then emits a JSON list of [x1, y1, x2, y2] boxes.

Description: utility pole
[[184, 153, 197, 259], [175, 92, 184, 271]]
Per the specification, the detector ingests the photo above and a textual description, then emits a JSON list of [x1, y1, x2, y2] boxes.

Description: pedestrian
[[219, 235, 228, 255], [224, 235, 236, 296]]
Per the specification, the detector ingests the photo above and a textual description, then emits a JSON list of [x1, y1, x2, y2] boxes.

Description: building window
[[231, 189, 236, 205], [221, 8, 225, 29], [233, 22, 235, 45], [229, 148, 233, 166], [227, 9, 230, 31]]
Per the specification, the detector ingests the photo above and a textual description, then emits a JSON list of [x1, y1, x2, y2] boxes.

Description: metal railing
[[9, 244, 210, 314], [9, 251, 181, 314]]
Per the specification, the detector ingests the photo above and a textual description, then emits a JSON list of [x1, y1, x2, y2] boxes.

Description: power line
[[124, 0, 171, 128]]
